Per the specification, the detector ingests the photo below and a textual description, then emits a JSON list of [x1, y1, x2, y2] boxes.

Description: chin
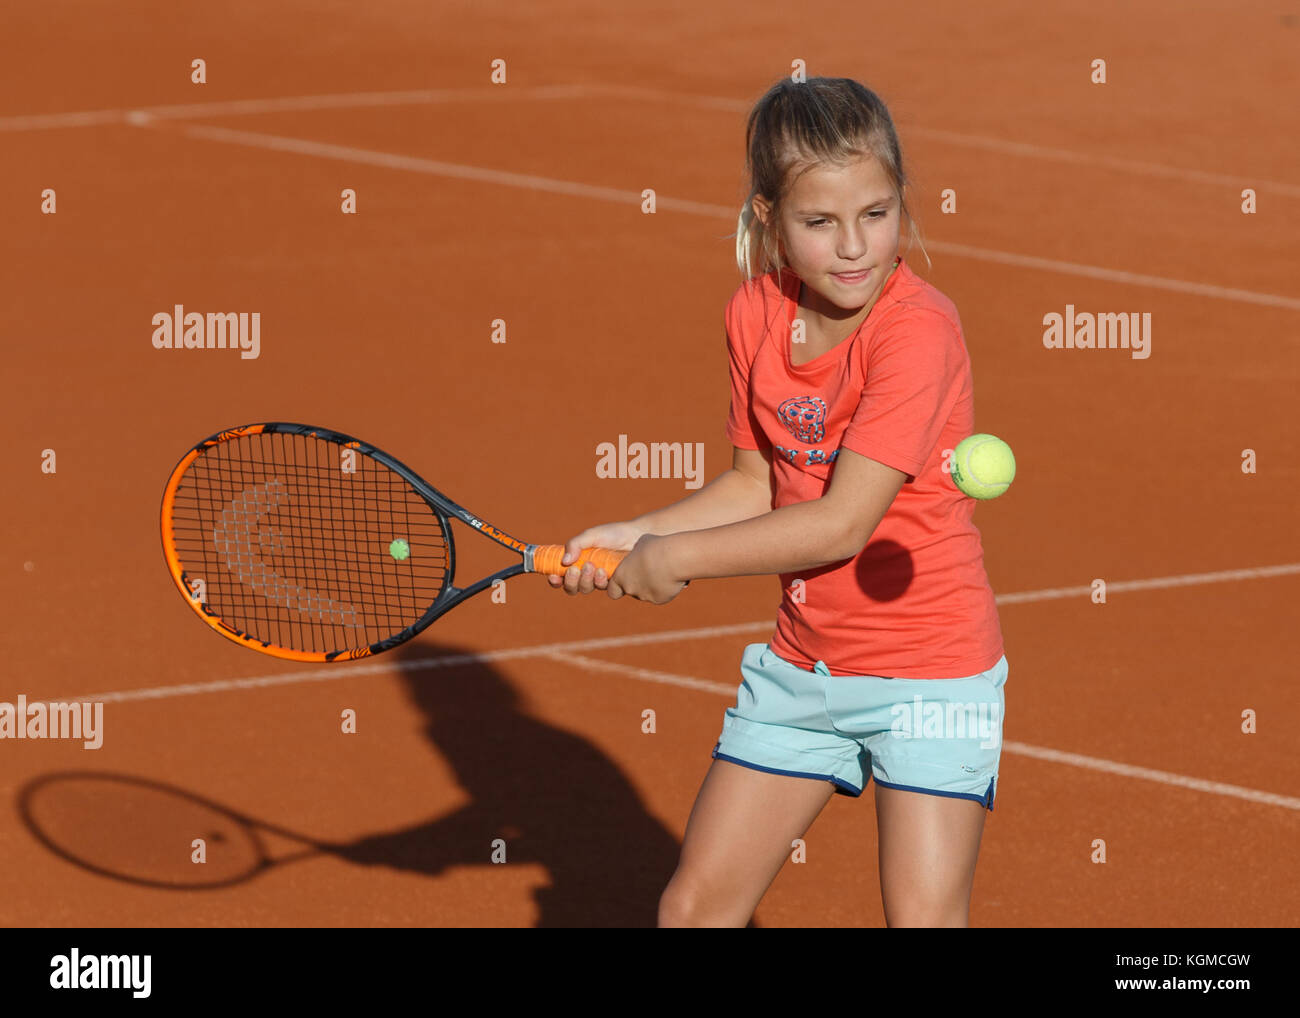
[[823, 282, 870, 309]]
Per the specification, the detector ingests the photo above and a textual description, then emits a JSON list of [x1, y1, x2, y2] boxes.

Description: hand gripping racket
[[161, 422, 627, 662]]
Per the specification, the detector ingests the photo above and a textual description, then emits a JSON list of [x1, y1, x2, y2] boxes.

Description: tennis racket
[[161, 422, 627, 662]]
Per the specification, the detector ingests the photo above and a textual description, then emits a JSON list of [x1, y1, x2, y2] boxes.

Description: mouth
[[831, 269, 870, 284]]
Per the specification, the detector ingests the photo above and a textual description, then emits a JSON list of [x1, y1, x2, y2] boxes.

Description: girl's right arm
[[547, 446, 773, 594]]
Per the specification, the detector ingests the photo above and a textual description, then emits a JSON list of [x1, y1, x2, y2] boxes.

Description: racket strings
[[168, 431, 449, 654]]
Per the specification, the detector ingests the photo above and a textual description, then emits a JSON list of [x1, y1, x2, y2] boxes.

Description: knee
[[658, 876, 746, 928], [657, 878, 701, 928], [884, 898, 970, 928]]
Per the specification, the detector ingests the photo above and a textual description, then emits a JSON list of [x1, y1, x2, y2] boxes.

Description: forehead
[[785, 153, 894, 204]]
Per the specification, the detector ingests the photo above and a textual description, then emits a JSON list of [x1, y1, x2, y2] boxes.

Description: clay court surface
[[1, 1, 1296, 926]]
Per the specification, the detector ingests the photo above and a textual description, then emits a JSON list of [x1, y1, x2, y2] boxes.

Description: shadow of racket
[[18, 770, 340, 890]]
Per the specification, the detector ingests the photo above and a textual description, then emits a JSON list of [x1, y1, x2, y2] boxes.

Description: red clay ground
[[1, 1, 1296, 926]]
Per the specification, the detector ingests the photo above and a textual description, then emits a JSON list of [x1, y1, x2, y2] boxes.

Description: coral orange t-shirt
[[724, 257, 1004, 679]]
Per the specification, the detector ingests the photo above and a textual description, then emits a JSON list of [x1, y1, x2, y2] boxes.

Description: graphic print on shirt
[[778, 396, 828, 443], [774, 395, 839, 467]]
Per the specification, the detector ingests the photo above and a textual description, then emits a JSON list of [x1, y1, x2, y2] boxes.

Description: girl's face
[[757, 152, 903, 315]]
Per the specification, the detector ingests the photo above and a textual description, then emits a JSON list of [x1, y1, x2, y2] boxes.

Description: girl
[[548, 77, 1008, 928]]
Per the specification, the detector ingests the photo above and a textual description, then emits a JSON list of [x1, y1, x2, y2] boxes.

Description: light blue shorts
[[712, 643, 1009, 809]]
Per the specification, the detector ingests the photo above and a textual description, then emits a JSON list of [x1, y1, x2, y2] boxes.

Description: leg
[[659, 759, 836, 927], [874, 784, 987, 927]]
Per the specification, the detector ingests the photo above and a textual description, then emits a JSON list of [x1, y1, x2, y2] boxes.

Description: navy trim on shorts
[[712, 749, 863, 797], [873, 775, 997, 811]]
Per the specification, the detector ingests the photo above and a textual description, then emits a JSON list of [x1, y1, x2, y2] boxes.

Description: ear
[[750, 193, 774, 227]]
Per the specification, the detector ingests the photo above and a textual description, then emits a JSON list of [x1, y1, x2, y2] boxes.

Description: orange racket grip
[[530, 545, 627, 576]]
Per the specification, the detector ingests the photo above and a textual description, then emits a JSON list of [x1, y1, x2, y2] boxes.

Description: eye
[[865, 209, 888, 219], [804, 219, 829, 228]]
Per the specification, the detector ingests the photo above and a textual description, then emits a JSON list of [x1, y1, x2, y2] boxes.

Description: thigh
[[662, 759, 836, 927], [874, 783, 987, 927]]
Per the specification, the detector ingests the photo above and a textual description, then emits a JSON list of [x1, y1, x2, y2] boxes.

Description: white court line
[[925, 241, 1300, 312], [904, 126, 1300, 198], [43, 638, 1300, 812], [4, 84, 1296, 307], [1001, 743, 1300, 811], [54, 621, 777, 704], [997, 562, 1300, 604], [44, 561, 1300, 704], [585, 83, 1300, 199], [523, 650, 1300, 812], [115, 84, 592, 120], [6, 82, 1295, 200], [541, 651, 737, 695], [173, 121, 661, 207], [23, 562, 1297, 812], [0, 85, 590, 131], [0, 109, 125, 130], [142, 120, 1300, 311], [169, 121, 734, 217]]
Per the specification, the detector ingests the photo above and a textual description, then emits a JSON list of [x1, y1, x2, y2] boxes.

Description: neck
[[799, 258, 900, 341]]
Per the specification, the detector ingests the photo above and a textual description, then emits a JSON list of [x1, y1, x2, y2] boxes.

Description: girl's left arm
[[607, 448, 907, 602]]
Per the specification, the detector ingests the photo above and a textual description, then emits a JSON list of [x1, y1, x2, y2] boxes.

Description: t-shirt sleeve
[[723, 289, 769, 451], [841, 309, 967, 480]]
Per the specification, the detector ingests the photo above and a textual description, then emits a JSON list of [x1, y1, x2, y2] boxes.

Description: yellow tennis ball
[[951, 434, 1016, 500], [389, 538, 411, 561]]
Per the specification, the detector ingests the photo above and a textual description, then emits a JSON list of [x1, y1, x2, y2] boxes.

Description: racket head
[[161, 423, 455, 661], [18, 771, 303, 890]]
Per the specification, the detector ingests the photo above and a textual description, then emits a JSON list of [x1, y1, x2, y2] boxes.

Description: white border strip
[[927, 241, 1300, 311], [22, 562, 1296, 812], [3, 85, 1295, 309], [1002, 741, 1300, 811], [47, 562, 1299, 703], [542, 650, 737, 695], [997, 562, 1300, 605], [0, 85, 590, 131], [5, 82, 1296, 200], [526, 654, 1300, 812], [143, 121, 1300, 311]]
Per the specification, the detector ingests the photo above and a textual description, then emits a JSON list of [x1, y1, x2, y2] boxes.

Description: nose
[[837, 221, 867, 261]]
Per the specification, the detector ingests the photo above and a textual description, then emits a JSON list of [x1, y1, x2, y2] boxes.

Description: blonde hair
[[733, 77, 929, 283]]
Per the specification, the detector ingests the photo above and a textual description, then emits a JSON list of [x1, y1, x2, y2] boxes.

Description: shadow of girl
[[338, 639, 693, 927]]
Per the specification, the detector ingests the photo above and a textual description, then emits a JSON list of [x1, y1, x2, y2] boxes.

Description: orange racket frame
[[161, 422, 626, 662]]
